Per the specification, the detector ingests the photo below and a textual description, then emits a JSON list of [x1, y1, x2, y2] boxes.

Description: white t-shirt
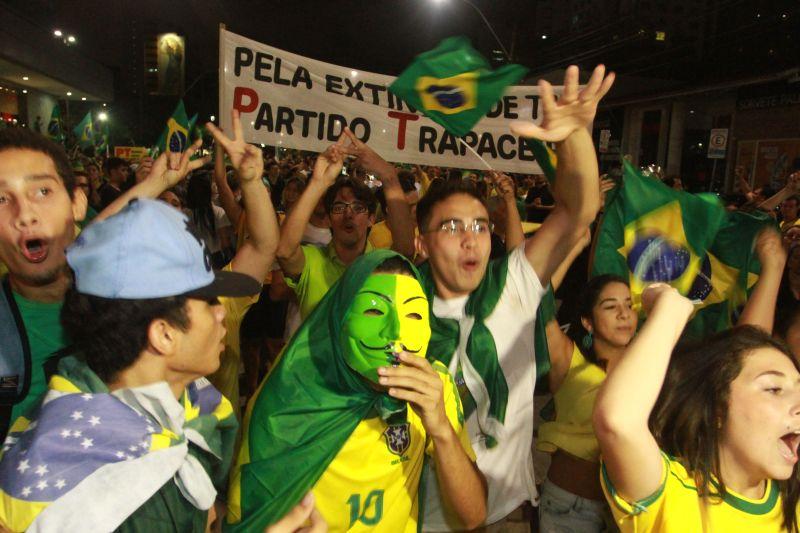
[[423, 244, 546, 530]]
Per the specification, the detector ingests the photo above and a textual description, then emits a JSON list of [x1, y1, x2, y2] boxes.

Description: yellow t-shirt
[[601, 453, 792, 532], [207, 264, 260, 419], [312, 363, 475, 532], [537, 344, 605, 462], [367, 220, 394, 250]]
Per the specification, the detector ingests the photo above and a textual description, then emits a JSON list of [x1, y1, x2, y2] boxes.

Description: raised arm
[[213, 142, 243, 228], [511, 65, 614, 286], [379, 353, 486, 529], [343, 128, 415, 258], [593, 284, 694, 502], [737, 228, 787, 332], [206, 109, 278, 282], [546, 232, 591, 391], [275, 138, 347, 279], [94, 140, 208, 222], [758, 171, 800, 211], [492, 172, 525, 251]]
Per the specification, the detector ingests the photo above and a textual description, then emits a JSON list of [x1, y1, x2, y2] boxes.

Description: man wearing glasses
[[417, 65, 615, 531], [277, 128, 415, 320]]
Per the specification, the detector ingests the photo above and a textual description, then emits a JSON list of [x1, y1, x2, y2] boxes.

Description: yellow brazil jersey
[[312, 362, 475, 533], [601, 452, 794, 532]]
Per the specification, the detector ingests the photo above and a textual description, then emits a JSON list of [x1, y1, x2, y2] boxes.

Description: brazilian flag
[[152, 100, 190, 156], [389, 36, 527, 137], [592, 160, 770, 338], [72, 112, 94, 149], [93, 120, 109, 154], [525, 138, 557, 183], [46, 104, 65, 143]]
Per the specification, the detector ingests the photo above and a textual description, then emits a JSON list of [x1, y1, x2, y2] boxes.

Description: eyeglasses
[[331, 202, 368, 215], [427, 219, 494, 236]]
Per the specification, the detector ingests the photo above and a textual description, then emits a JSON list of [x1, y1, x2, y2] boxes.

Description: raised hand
[[144, 138, 207, 189], [342, 127, 395, 179], [206, 109, 264, 183], [134, 156, 154, 184], [378, 352, 450, 440], [490, 171, 516, 201], [311, 134, 349, 187], [641, 283, 693, 317], [754, 227, 787, 271], [510, 64, 615, 142]]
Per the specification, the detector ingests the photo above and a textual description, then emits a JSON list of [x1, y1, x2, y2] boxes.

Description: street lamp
[[428, 0, 511, 61], [67, 35, 76, 44], [53, 29, 62, 37], [98, 112, 108, 121]]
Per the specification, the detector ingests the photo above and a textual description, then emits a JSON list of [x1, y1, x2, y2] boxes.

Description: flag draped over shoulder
[[226, 250, 412, 532], [72, 112, 94, 149], [46, 105, 64, 143], [592, 160, 770, 338], [153, 100, 190, 157], [0, 356, 237, 532], [389, 36, 527, 137]]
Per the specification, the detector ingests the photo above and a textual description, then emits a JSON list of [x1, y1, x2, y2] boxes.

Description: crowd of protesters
[[0, 63, 799, 533]]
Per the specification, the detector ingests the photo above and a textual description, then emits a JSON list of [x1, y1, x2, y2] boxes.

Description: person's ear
[[415, 234, 429, 260], [71, 187, 88, 222], [580, 316, 593, 334], [147, 318, 179, 356]]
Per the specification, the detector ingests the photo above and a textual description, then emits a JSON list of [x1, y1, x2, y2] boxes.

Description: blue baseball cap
[[66, 198, 260, 299]]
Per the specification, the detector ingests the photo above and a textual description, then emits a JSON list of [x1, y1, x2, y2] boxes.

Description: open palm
[[511, 65, 615, 143]]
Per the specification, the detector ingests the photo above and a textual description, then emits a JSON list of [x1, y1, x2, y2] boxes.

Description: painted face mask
[[341, 273, 431, 383]]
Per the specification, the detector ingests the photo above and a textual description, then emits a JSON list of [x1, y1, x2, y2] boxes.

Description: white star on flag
[[81, 393, 93, 400], [129, 445, 138, 452], [60, 429, 71, 439], [146, 426, 155, 433], [34, 464, 48, 476], [115, 451, 126, 459], [80, 438, 94, 449], [17, 459, 30, 473], [36, 480, 48, 491], [72, 430, 82, 438], [21, 486, 31, 497], [70, 410, 83, 421], [140, 440, 150, 450], [89, 416, 101, 426], [55, 479, 67, 489]]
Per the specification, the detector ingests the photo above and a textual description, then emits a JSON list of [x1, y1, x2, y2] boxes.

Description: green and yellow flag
[[93, 119, 109, 154], [72, 112, 94, 149], [152, 100, 190, 157], [389, 36, 527, 137], [46, 104, 65, 143], [592, 160, 769, 338]]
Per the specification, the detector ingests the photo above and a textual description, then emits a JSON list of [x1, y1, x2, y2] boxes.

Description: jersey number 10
[[347, 490, 385, 527]]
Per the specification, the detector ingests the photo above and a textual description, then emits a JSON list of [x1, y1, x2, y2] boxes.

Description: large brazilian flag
[[592, 160, 769, 338], [72, 112, 94, 149]]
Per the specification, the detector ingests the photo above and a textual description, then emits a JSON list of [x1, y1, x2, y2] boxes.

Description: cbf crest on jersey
[[383, 423, 410, 456]]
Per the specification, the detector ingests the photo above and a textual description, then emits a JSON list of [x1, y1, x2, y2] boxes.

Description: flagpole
[[458, 138, 494, 171]]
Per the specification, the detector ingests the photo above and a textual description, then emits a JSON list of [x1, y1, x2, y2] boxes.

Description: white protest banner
[[219, 28, 553, 173]]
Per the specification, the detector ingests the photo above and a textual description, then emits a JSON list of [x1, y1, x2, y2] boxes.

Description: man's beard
[[14, 262, 69, 288]]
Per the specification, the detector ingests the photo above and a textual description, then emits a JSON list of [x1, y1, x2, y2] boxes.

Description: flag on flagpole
[[72, 112, 94, 149], [46, 105, 65, 143], [389, 36, 527, 137]]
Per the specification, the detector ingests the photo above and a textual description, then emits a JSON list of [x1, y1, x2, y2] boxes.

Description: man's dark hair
[[103, 157, 128, 175], [61, 288, 190, 382], [324, 177, 378, 215], [415, 180, 487, 232], [0, 127, 76, 197]]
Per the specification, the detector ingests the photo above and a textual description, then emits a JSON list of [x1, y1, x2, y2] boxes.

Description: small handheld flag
[[152, 100, 190, 157], [46, 105, 65, 143], [389, 36, 527, 138]]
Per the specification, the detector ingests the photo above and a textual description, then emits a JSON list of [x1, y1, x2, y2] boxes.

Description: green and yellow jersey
[[312, 364, 473, 532], [602, 452, 793, 532]]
